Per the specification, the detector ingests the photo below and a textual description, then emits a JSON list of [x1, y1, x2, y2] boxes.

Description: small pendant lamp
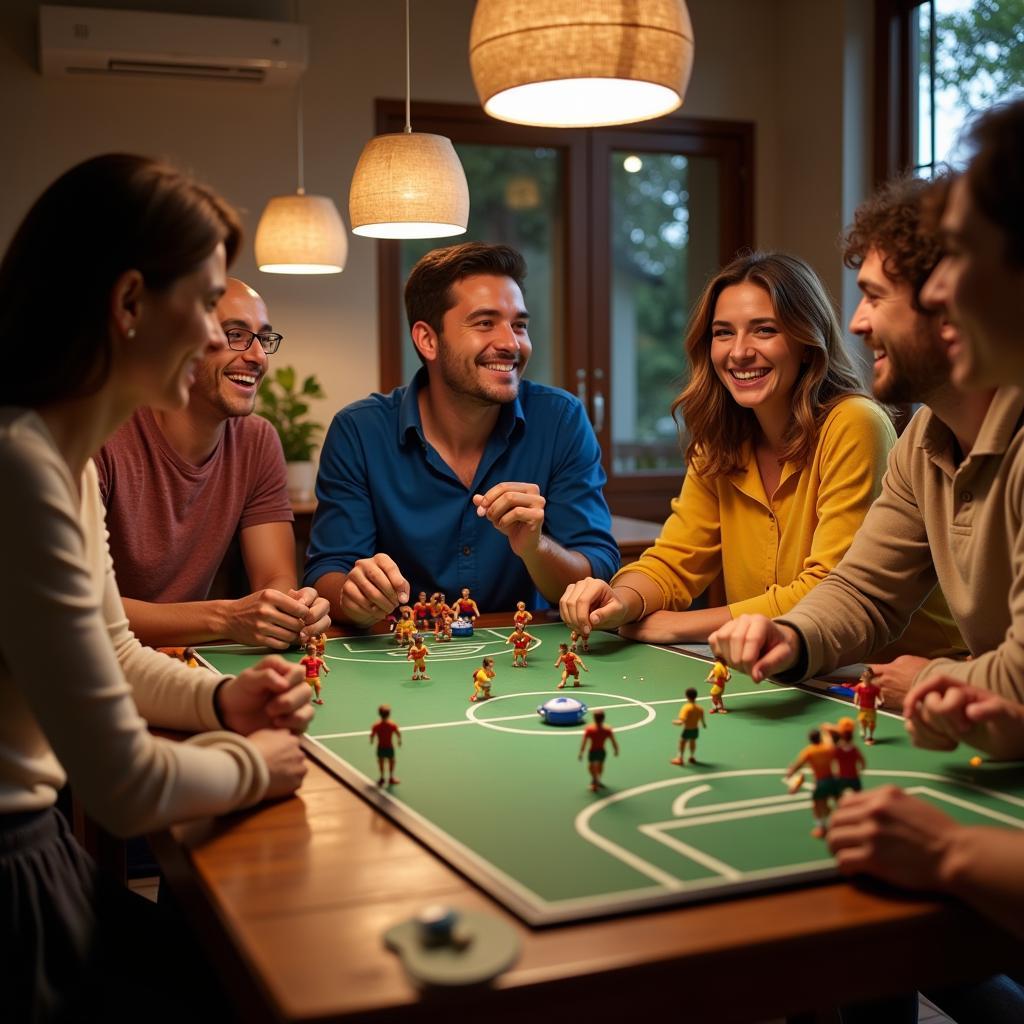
[[348, 0, 469, 239], [255, 8, 348, 274], [470, 0, 695, 129]]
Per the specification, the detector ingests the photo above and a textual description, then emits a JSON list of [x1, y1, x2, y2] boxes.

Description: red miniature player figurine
[[706, 659, 731, 714], [412, 591, 432, 632], [786, 728, 838, 838], [569, 628, 589, 654], [826, 717, 865, 796], [853, 667, 885, 745], [432, 593, 453, 638], [671, 687, 706, 765], [470, 657, 496, 702], [407, 634, 430, 680], [315, 632, 327, 658], [513, 601, 533, 629], [505, 623, 538, 667], [555, 643, 588, 689], [435, 612, 453, 642], [301, 640, 330, 705], [370, 704, 401, 786], [453, 587, 481, 622], [578, 709, 619, 791]]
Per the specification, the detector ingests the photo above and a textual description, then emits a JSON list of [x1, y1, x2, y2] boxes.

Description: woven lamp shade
[[349, 132, 470, 239], [255, 193, 348, 274], [470, 0, 694, 128]]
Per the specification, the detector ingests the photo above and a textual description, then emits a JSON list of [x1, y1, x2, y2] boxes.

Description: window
[[876, 0, 1024, 181], [376, 101, 754, 520]]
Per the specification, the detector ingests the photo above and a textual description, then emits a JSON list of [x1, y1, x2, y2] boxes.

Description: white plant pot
[[286, 460, 316, 503]]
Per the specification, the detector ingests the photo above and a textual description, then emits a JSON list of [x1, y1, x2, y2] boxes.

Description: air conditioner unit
[[38, 4, 308, 86]]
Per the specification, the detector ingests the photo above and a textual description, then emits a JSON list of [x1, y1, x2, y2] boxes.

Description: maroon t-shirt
[[94, 409, 293, 602]]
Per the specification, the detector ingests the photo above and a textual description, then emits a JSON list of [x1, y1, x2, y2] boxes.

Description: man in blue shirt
[[305, 242, 618, 625]]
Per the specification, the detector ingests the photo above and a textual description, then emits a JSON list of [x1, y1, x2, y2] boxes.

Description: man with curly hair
[[708, 169, 1024, 705]]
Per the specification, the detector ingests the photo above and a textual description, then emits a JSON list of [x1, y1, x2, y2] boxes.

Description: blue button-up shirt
[[304, 369, 618, 610]]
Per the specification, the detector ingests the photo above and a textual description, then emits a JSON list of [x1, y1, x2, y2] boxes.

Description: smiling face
[[188, 277, 272, 420], [921, 176, 1024, 388], [710, 282, 804, 425], [850, 249, 950, 403], [126, 244, 228, 412], [425, 274, 532, 407]]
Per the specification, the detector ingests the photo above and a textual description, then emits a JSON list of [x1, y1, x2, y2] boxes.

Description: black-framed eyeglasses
[[224, 327, 283, 355]]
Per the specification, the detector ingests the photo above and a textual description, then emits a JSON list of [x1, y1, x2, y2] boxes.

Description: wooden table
[[151, 617, 1023, 1023]]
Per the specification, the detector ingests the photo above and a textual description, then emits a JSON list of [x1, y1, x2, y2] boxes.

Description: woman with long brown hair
[[561, 251, 897, 643]]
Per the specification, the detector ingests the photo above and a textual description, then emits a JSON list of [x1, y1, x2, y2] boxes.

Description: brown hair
[[404, 242, 526, 334], [674, 251, 866, 479], [0, 153, 241, 407], [842, 173, 951, 310], [964, 99, 1024, 267]]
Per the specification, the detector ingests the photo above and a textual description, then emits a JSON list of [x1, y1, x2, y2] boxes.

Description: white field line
[[312, 686, 793, 740], [637, 825, 744, 881]]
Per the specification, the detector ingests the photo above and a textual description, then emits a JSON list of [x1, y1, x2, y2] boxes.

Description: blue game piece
[[450, 619, 474, 638], [537, 696, 588, 725]]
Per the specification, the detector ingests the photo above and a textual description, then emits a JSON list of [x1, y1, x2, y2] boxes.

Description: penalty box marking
[[576, 769, 1024, 891], [313, 685, 789, 740]]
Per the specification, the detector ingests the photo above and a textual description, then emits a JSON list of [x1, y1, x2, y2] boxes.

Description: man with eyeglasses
[[95, 278, 330, 649]]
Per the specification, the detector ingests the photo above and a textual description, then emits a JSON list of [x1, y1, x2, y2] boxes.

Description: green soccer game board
[[197, 623, 1024, 926]]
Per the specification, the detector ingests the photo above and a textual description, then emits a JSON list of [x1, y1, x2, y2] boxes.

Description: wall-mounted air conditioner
[[38, 4, 308, 86]]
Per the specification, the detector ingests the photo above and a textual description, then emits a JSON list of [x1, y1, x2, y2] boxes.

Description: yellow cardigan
[[618, 395, 963, 657]]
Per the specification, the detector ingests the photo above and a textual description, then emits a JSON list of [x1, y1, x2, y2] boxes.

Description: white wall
[[3, 0, 874, 429]]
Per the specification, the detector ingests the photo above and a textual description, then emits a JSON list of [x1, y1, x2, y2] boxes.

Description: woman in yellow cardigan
[[560, 251, 956, 650]]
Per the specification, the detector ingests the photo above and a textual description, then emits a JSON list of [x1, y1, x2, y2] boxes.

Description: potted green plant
[[256, 366, 326, 502]]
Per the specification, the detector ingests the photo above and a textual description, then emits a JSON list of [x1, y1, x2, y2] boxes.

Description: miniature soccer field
[[198, 624, 1024, 926]]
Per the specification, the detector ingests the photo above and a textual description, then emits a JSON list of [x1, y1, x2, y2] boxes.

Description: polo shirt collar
[[920, 386, 1024, 461], [397, 366, 527, 446]]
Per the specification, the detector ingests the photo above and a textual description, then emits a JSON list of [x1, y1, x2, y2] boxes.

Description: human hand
[[903, 675, 1024, 760], [247, 728, 308, 800], [218, 656, 312, 735], [340, 553, 410, 627], [865, 655, 928, 705], [827, 785, 959, 890], [473, 482, 545, 557], [290, 587, 332, 645], [226, 589, 313, 648], [708, 615, 801, 682], [559, 577, 631, 634]]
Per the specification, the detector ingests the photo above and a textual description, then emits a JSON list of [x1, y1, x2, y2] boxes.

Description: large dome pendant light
[[255, 6, 348, 274], [470, 0, 695, 129], [348, 0, 469, 239]]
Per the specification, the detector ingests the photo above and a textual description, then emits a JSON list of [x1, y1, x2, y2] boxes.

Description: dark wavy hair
[[964, 99, 1024, 268], [841, 173, 951, 311], [673, 251, 868, 479], [0, 153, 241, 407], [404, 242, 526, 335]]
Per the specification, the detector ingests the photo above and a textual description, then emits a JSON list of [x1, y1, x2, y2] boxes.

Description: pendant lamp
[[255, 9, 348, 274], [349, 0, 469, 239], [470, 0, 695, 129]]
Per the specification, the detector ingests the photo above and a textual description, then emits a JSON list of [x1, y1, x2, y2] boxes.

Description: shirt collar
[[920, 386, 1024, 460], [397, 366, 527, 446]]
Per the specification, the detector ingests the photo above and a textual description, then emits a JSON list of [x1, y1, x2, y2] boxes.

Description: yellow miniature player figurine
[[395, 606, 416, 647], [468, 655, 493, 704], [370, 704, 401, 787], [470, 657, 496, 702], [505, 623, 538, 667], [706, 659, 731, 714], [555, 643, 588, 688], [300, 640, 330, 706], [853, 667, 885, 745], [786, 728, 838, 838], [513, 601, 533, 629], [315, 632, 327, 658], [578, 709, 619, 791], [407, 634, 430, 680], [671, 687, 706, 765]]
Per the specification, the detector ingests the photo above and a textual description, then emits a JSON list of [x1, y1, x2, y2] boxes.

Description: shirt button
[[960, 490, 973, 503], [767, 511, 775, 521], [462, 545, 472, 556]]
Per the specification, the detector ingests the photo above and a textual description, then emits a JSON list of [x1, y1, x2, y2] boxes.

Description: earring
[[126, 327, 136, 339]]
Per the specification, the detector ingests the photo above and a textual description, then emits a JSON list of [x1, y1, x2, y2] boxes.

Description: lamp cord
[[404, 0, 411, 133], [295, 0, 305, 193]]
